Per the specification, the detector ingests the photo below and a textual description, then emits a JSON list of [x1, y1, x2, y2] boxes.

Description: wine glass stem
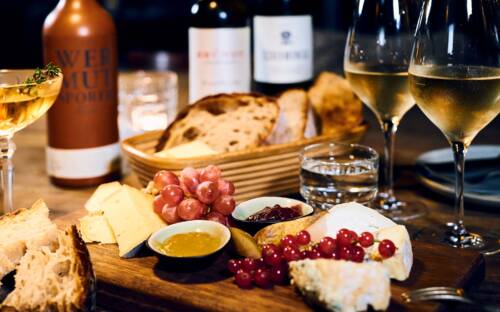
[[380, 119, 398, 199], [0, 136, 15, 214], [451, 141, 468, 235]]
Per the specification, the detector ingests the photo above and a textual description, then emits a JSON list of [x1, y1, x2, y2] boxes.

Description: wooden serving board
[[87, 240, 484, 312]]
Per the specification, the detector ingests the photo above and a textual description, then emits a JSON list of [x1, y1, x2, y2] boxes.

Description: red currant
[[318, 237, 337, 256], [350, 231, 359, 244], [235, 269, 252, 288], [282, 246, 301, 262], [241, 258, 257, 272], [308, 250, 322, 260], [295, 231, 311, 245], [339, 245, 353, 261], [359, 232, 375, 247], [351, 246, 365, 263], [270, 266, 287, 284], [227, 259, 240, 274], [255, 257, 266, 269], [378, 239, 396, 258], [299, 250, 309, 260], [254, 268, 272, 288], [263, 251, 282, 267], [280, 235, 297, 249], [337, 229, 356, 246]]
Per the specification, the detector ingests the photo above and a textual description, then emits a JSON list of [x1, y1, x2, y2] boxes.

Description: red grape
[[241, 258, 257, 272], [213, 195, 236, 215], [295, 231, 311, 246], [318, 237, 337, 256], [378, 239, 396, 258], [205, 211, 227, 225], [339, 245, 353, 261], [177, 198, 206, 220], [280, 235, 297, 249], [235, 270, 252, 288], [359, 232, 375, 247], [282, 246, 300, 262], [270, 266, 287, 284], [263, 250, 282, 267], [196, 181, 219, 204], [160, 205, 182, 224], [153, 195, 165, 215], [351, 246, 365, 263], [217, 178, 235, 196], [254, 268, 271, 288], [199, 165, 221, 183], [161, 185, 184, 206], [153, 170, 179, 189], [180, 167, 200, 195], [227, 259, 240, 274], [337, 229, 356, 246]]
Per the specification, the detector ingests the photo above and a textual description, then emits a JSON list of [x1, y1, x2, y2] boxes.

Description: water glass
[[300, 142, 379, 210]]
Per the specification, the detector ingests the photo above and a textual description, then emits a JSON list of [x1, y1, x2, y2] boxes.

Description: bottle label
[[46, 143, 120, 179], [253, 15, 313, 84], [189, 27, 251, 103]]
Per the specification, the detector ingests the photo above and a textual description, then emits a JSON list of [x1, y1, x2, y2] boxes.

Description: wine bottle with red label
[[43, 0, 120, 187], [189, 0, 251, 103], [253, 0, 314, 95]]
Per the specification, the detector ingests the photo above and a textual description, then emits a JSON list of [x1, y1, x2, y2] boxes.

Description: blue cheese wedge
[[289, 259, 391, 312]]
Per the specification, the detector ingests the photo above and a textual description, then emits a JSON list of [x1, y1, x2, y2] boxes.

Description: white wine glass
[[344, 0, 425, 220], [409, 0, 499, 248], [0, 67, 62, 214]]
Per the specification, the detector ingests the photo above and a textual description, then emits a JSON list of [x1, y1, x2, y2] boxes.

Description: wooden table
[[11, 107, 500, 310]]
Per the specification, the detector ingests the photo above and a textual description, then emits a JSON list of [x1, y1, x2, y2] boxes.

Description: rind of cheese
[[79, 214, 116, 244], [84, 182, 122, 214], [102, 186, 166, 257], [289, 259, 391, 312], [306, 202, 396, 243], [373, 225, 413, 281], [154, 141, 217, 159]]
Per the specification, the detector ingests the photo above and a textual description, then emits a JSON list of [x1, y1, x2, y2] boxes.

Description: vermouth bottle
[[43, 0, 120, 187], [189, 0, 251, 103], [253, 0, 314, 95]]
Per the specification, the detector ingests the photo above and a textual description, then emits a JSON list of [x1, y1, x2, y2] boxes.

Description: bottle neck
[[59, 0, 99, 10]]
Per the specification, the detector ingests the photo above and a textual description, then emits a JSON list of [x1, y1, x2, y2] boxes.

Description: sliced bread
[[0, 199, 58, 285], [156, 93, 280, 153], [2, 226, 96, 312], [308, 72, 363, 135]]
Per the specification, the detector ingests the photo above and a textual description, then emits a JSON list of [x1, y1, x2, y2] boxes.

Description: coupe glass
[[0, 70, 63, 214], [409, 0, 499, 248], [344, 0, 425, 220]]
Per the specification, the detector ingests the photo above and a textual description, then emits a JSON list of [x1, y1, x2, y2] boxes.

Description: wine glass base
[[373, 193, 427, 222]]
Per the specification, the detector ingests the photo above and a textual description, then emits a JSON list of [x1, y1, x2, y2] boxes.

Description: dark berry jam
[[246, 204, 302, 222]]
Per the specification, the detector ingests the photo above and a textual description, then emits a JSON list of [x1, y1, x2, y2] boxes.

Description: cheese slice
[[85, 181, 122, 214], [154, 141, 217, 159], [79, 214, 116, 244], [373, 225, 413, 281], [101, 186, 166, 257]]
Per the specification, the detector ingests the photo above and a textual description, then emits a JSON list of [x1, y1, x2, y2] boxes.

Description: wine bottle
[[43, 0, 120, 187], [189, 0, 251, 103], [253, 0, 314, 95]]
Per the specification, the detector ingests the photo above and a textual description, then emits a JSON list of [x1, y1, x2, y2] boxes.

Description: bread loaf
[[156, 93, 280, 153]]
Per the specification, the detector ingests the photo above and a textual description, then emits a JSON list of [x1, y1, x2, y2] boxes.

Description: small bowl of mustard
[[148, 220, 231, 264]]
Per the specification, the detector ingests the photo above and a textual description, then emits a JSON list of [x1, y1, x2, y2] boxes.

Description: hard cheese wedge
[[102, 185, 166, 257], [84, 181, 122, 214], [79, 214, 116, 244]]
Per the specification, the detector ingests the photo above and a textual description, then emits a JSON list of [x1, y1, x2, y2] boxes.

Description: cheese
[[373, 225, 413, 281], [154, 141, 217, 159], [306, 202, 396, 242], [84, 182, 122, 214], [79, 215, 116, 244], [101, 186, 166, 257]]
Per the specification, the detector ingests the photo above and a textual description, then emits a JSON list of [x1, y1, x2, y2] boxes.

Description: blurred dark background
[[0, 0, 355, 73]]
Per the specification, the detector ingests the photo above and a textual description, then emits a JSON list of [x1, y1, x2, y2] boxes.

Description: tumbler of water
[[300, 142, 379, 210]]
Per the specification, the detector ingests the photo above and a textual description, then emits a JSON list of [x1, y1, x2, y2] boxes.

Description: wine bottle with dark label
[[253, 0, 313, 95], [43, 0, 120, 187], [189, 0, 251, 103]]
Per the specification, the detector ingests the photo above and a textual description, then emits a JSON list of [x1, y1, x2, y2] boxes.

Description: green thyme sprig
[[19, 62, 61, 95]]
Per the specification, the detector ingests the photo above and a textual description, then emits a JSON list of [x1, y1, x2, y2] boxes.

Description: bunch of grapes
[[227, 229, 396, 289], [152, 165, 235, 225]]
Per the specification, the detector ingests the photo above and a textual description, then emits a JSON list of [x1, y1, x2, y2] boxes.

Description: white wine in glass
[[0, 66, 62, 214], [409, 0, 499, 248]]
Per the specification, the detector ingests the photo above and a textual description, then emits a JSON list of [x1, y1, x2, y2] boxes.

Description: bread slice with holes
[[156, 93, 280, 153], [1, 226, 96, 312]]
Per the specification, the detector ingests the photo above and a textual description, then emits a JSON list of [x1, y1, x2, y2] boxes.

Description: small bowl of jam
[[231, 197, 314, 234]]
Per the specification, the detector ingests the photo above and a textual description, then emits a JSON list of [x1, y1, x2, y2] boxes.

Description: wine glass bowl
[[0, 69, 63, 214], [344, 0, 425, 220], [409, 0, 500, 248]]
